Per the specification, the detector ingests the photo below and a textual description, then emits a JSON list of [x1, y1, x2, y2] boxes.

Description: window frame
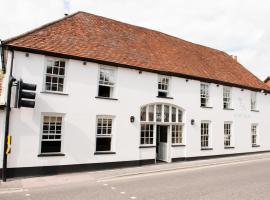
[[157, 75, 170, 97], [43, 57, 68, 94], [39, 113, 65, 155], [171, 124, 184, 145], [97, 65, 117, 98], [201, 121, 211, 149], [223, 86, 232, 109], [224, 122, 233, 147], [95, 115, 114, 152], [140, 123, 155, 146], [200, 83, 210, 107], [251, 123, 259, 146]]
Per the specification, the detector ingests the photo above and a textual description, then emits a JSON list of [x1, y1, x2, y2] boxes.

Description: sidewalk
[[1, 152, 270, 191]]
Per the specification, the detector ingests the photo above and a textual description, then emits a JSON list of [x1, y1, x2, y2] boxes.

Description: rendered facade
[[0, 12, 269, 177]]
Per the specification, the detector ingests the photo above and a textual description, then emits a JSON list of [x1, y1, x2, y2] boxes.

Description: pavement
[[1, 152, 270, 199]]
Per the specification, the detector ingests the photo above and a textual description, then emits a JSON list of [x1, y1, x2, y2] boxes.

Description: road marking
[[111, 186, 116, 190], [120, 191, 126, 194], [25, 193, 31, 196], [103, 183, 108, 186], [130, 196, 137, 199]]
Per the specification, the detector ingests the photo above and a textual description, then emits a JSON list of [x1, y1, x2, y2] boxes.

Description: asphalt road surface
[[1, 157, 270, 200]]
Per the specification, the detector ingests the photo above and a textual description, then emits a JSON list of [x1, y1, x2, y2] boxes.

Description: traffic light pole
[[2, 50, 15, 182]]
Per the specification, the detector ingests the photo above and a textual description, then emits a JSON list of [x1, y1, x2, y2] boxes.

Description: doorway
[[156, 125, 170, 162]]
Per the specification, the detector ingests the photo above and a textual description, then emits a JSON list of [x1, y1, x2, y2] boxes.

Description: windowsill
[[252, 144, 260, 147], [201, 106, 213, 109], [94, 151, 116, 155], [223, 108, 234, 111], [139, 145, 156, 148], [171, 144, 186, 147], [41, 91, 69, 96], [201, 148, 213, 151], [224, 146, 235, 149], [156, 96, 174, 99], [38, 153, 65, 157], [251, 110, 259, 112], [95, 96, 118, 101]]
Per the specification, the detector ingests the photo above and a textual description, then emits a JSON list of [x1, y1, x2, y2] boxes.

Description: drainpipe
[[1, 48, 15, 181]]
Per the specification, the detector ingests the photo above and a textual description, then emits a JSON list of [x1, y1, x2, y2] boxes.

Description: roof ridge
[[3, 11, 82, 44]]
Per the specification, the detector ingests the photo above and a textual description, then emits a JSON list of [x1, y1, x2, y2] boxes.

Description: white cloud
[[0, 0, 269, 80]]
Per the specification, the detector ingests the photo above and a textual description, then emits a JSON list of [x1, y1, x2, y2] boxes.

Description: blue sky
[[0, 0, 269, 80]]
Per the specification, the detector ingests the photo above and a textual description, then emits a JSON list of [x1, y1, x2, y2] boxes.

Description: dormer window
[[98, 67, 115, 98], [158, 75, 169, 97]]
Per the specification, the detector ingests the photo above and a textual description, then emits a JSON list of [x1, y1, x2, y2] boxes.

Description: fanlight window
[[140, 104, 183, 123]]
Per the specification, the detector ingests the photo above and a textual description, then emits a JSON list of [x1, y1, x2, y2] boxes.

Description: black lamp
[[130, 116, 135, 123]]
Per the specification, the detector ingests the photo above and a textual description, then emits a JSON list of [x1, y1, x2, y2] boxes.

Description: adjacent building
[[0, 11, 270, 177]]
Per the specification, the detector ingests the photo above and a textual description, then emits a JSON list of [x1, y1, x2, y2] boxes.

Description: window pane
[[98, 85, 111, 97], [178, 110, 182, 122], [164, 105, 169, 122], [140, 106, 147, 121], [96, 138, 111, 151], [41, 141, 61, 153], [171, 107, 176, 122], [156, 105, 162, 122], [148, 105, 154, 122]]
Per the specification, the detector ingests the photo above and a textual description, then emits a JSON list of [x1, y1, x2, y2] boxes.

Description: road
[[1, 157, 270, 200]]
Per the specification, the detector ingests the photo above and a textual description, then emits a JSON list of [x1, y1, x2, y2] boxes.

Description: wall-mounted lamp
[[216, 84, 219, 87], [138, 70, 142, 74], [83, 61, 87, 65], [186, 79, 189, 82], [241, 88, 244, 91], [25, 53, 29, 57], [191, 119, 195, 125], [130, 116, 135, 123]]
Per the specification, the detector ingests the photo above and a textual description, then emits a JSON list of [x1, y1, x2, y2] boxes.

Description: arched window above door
[[140, 103, 184, 123]]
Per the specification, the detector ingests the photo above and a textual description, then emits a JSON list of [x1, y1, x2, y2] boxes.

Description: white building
[[0, 11, 270, 178]]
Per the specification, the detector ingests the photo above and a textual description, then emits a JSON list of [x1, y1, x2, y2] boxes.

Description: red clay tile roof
[[3, 11, 269, 91]]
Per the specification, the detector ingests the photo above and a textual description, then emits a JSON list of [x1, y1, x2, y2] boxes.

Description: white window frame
[[171, 124, 184, 145], [95, 116, 114, 152], [43, 57, 67, 93], [251, 124, 259, 146], [39, 113, 65, 154], [200, 83, 210, 107], [223, 86, 232, 109], [140, 123, 154, 146], [201, 121, 211, 149], [97, 66, 116, 98], [224, 122, 233, 147], [158, 75, 170, 97], [251, 92, 257, 111]]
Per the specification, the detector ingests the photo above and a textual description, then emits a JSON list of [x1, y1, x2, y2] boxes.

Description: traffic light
[[17, 79, 37, 108]]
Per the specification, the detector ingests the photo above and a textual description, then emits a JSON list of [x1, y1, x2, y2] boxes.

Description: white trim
[[39, 113, 65, 155]]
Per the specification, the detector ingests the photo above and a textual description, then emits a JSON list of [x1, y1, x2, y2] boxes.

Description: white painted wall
[[0, 50, 270, 168]]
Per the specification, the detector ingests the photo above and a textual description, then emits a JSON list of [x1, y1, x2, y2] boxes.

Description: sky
[[0, 0, 269, 80]]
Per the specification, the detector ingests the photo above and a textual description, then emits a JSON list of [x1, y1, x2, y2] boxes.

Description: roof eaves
[[5, 44, 270, 93]]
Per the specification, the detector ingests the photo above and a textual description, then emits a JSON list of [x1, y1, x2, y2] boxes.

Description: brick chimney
[[264, 77, 270, 87]]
